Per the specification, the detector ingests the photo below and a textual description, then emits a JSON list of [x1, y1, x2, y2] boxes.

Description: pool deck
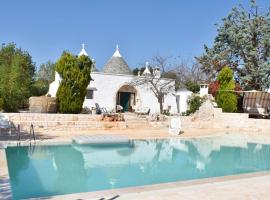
[[0, 149, 12, 200], [1, 127, 270, 199], [46, 171, 270, 200]]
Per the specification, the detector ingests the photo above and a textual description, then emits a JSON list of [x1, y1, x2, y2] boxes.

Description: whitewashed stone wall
[[175, 89, 193, 113], [84, 72, 178, 113], [61, 72, 178, 114]]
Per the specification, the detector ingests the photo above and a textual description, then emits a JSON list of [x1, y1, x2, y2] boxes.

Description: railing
[[29, 123, 36, 142], [17, 124, 21, 141]]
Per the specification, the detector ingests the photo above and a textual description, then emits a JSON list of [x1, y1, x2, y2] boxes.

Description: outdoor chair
[[102, 107, 114, 114], [0, 113, 11, 135], [135, 107, 150, 117], [169, 117, 181, 135], [116, 105, 123, 113], [95, 103, 108, 114], [95, 103, 115, 114]]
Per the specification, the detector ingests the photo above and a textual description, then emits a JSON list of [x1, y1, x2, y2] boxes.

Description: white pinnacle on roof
[[143, 62, 151, 75], [78, 43, 88, 57], [112, 44, 122, 57]]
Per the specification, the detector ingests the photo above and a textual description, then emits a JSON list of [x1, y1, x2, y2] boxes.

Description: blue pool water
[[5, 136, 270, 199]]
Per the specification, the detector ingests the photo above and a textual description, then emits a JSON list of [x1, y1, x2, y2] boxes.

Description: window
[[86, 90, 94, 99]]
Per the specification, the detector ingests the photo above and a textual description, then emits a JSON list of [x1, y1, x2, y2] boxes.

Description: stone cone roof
[[103, 46, 132, 75], [92, 65, 99, 72]]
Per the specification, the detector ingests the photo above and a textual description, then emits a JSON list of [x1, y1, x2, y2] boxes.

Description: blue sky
[[0, 0, 269, 70]]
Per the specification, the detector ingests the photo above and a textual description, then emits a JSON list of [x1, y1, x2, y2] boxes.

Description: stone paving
[[44, 172, 270, 200]]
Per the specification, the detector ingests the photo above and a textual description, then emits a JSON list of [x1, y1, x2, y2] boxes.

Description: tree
[[36, 61, 55, 83], [216, 67, 237, 112], [185, 80, 200, 93], [0, 43, 35, 112], [31, 79, 50, 96], [152, 55, 171, 73], [196, 1, 270, 90], [56, 51, 92, 113], [130, 64, 175, 113], [174, 61, 205, 91], [32, 61, 56, 96]]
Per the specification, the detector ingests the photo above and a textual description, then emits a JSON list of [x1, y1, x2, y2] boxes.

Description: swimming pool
[[5, 135, 270, 199]]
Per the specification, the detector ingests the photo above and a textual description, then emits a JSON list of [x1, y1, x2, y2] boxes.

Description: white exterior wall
[[48, 71, 178, 114], [176, 89, 193, 113], [83, 73, 133, 110], [48, 72, 61, 97], [83, 72, 177, 113], [199, 84, 209, 97]]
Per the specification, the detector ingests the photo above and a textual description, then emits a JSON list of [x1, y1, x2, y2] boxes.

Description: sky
[[0, 0, 269, 70]]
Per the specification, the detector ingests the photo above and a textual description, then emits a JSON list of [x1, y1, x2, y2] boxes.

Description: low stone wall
[[5, 113, 128, 133], [213, 112, 270, 130], [4, 102, 270, 134], [182, 100, 270, 131]]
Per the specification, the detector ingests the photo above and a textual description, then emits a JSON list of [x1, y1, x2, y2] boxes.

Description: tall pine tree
[[56, 52, 92, 113]]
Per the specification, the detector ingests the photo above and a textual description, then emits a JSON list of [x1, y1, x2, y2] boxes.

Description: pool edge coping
[[2, 131, 270, 147], [0, 149, 12, 200], [43, 171, 270, 200]]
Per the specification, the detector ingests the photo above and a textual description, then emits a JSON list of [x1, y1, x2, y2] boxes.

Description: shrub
[[216, 92, 237, 112], [216, 67, 237, 112], [209, 81, 220, 97], [81, 107, 91, 114], [56, 52, 92, 113], [162, 109, 170, 116], [185, 80, 200, 93], [31, 79, 49, 96], [0, 98, 3, 111], [184, 95, 205, 115]]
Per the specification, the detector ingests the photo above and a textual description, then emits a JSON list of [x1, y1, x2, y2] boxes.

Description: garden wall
[[182, 100, 270, 131], [4, 103, 270, 134], [5, 113, 128, 133]]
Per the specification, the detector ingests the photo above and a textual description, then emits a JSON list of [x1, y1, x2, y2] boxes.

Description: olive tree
[[130, 65, 175, 113], [196, 1, 270, 90]]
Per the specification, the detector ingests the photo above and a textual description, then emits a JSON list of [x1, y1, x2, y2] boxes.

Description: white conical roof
[[103, 45, 132, 75], [78, 43, 88, 57]]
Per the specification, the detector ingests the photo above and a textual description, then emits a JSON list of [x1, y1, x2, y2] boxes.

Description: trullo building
[[48, 45, 178, 113]]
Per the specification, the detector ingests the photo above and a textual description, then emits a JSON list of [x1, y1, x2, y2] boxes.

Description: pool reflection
[[5, 135, 270, 199]]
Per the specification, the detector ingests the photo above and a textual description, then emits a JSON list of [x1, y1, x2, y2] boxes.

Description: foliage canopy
[[56, 52, 92, 113], [0, 43, 35, 112], [196, 1, 270, 90], [216, 67, 237, 112], [32, 61, 56, 96]]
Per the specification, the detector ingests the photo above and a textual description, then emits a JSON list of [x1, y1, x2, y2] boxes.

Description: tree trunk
[[158, 98, 163, 114]]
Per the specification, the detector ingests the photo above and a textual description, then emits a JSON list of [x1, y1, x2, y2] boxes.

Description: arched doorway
[[116, 85, 137, 112]]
